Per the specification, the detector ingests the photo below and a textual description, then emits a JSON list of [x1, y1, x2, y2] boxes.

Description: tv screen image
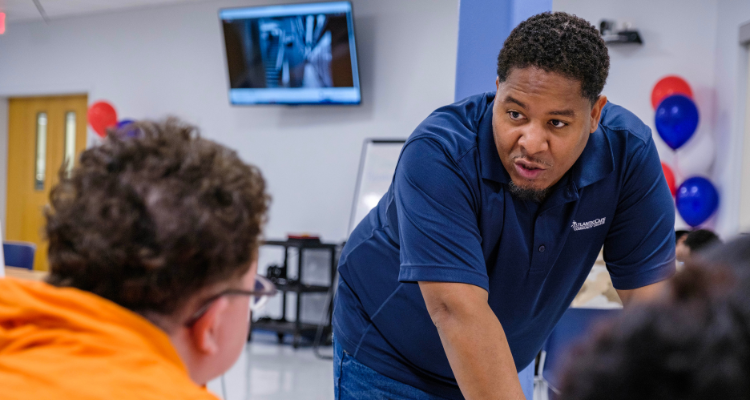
[[220, 2, 361, 105]]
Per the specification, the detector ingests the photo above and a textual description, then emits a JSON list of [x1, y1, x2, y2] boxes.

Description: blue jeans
[[333, 340, 534, 399], [334, 340, 448, 399]]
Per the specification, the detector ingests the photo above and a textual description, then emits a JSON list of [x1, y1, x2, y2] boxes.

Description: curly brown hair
[[559, 236, 750, 400], [45, 118, 270, 316], [497, 12, 610, 104]]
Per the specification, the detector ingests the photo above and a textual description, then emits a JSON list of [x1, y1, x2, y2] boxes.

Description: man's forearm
[[420, 282, 525, 400], [616, 279, 668, 306]]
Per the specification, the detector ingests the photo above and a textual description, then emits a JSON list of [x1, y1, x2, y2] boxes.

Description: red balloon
[[661, 161, 676, 196], [88, 101, 118, 138], [651, 76, 693, 110]]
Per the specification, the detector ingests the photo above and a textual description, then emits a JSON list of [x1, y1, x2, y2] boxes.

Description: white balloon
[[674, 132, 715, 180]]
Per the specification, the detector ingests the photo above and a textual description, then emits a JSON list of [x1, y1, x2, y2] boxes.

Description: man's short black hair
[[497, 12, 610, 104], [684, 229, 721, 253]]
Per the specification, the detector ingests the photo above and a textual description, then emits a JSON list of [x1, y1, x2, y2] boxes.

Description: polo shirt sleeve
[[394, 138, 489, 291], [604, 136, 676, 290]]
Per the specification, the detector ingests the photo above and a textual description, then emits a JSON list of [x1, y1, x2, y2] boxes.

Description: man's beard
[[508, 181, 552, 203]]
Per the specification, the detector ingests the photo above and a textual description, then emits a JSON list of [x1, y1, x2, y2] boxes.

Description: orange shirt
[[0, 278, 219, 400]]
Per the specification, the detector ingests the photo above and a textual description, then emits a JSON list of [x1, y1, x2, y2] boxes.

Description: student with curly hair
[[559, 236, 750, 400], [0, 119, 273, 399], [333, 12, 675, 399]]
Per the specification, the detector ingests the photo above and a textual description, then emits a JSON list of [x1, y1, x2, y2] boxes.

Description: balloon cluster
[[653, 76, 718, 227], [87, 101, 136, 139]]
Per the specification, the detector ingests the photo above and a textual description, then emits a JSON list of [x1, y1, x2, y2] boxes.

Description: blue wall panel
[[454, 0, 552, 101]]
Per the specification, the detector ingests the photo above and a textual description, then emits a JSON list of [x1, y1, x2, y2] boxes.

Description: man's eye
[[550, 119, 567, 128], [508, 111, 523, 120]]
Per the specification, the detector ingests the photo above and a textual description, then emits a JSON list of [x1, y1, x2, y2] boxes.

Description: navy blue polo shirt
[[333, 93, 676, 399]]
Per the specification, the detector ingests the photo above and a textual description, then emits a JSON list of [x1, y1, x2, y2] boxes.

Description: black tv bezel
[[218, 1, 362, 106]]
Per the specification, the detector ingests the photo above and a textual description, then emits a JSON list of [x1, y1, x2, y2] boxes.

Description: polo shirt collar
[[478, 98, 511, 185], [571, 123, 614, 189], [478, 97, 614, 189]]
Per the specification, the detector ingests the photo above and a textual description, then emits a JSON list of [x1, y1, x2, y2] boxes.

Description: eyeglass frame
[[184, 274, 277, 327]]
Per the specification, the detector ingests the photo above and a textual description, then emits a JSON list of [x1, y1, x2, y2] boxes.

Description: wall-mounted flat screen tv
[[220, 2, 361, 105]]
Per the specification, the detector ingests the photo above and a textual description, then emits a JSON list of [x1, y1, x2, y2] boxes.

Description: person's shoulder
[[406, 92, 493, 159], [118, 381, 219, 400], [599, 101, 653, 147], [108, 360, 220, 400]]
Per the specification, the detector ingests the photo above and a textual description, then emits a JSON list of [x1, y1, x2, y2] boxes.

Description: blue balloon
[[655, 94, 699, 150], [676, 177, 719, 227], [116, 119, 134, 129], [115, 119, 139, 138]]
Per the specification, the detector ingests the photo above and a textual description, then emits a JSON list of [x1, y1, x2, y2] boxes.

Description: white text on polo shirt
[[571, 218, 606, 231]]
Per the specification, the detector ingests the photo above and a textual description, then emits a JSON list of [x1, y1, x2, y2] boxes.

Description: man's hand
[[419, 281, 526, 400], [616, 279, 668, 306]]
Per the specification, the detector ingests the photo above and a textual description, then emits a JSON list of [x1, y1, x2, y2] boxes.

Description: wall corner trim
[[740, 21, 750, 45]]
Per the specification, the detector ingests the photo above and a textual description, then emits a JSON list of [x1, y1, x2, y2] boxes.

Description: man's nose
[[517, 122, 549, 156]]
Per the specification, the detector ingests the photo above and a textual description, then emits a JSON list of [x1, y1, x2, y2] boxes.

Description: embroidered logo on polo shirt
[[571, 218, 606, 231]]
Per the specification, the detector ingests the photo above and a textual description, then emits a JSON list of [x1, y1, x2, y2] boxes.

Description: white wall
[[713, 1, 750, 235], [554, 0, 721, 232], [0, 0, 459, 244], [741, 46, 750, 232]]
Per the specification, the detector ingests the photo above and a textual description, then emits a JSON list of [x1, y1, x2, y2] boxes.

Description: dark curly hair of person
[[45, 118, 270, 317], [497, 12, 609, 104], [558, 236, 750, 400], [684, 229, 721, 253]]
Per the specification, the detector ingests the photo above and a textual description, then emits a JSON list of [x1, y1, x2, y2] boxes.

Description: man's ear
[[496, 76, 500, 91], [189, 297, 229, 355], [590, 95, 608, 133]]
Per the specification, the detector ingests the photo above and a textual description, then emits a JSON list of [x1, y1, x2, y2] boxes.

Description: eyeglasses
[[184, 274, 277, 327]]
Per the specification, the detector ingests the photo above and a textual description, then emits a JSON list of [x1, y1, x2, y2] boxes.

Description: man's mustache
[[511, 154, 553, 168]]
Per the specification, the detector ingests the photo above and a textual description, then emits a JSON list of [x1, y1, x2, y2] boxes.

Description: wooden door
[[6, 95, 88, 271]]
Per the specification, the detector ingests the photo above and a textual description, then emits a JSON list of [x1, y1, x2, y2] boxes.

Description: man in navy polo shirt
[[333, 12, 675, 400]]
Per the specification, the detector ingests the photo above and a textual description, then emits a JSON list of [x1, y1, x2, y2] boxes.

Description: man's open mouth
[[514, 160, 546, 179]]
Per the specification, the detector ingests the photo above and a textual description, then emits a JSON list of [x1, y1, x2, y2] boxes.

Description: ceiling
[[0, 0, 211, 22]]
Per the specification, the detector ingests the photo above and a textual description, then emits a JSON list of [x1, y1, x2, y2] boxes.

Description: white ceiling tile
[[0, 0, 213, 22]]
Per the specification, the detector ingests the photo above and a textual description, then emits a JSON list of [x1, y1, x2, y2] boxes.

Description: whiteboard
[[348, 139, 406, 236]]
